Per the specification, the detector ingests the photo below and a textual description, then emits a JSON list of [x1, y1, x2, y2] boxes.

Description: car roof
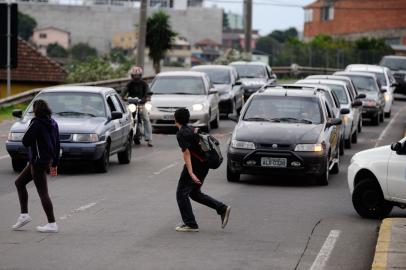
[[258, 85, 323, 98], [192, 65, 234, 71], [40, 85, 115, 94], [307, 75, 353, 82], [229, 61, 267, 67], [335, 71, 377, 78], [382, 55, 406, 60], [346, 64, 385, 73], [299, 79, 347, 87], [155, 71, 206, 78]]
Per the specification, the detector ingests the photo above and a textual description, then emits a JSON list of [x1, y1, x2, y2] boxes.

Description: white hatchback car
[[348, 137, 406, 219]]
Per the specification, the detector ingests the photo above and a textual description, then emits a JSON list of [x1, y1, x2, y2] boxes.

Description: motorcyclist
[[121, 66, 153, 147]]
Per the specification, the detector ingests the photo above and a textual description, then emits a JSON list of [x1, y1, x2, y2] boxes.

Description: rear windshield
[[243, 96, 322, 124], [232, 65, 266, 79], [27, 92, 106, 117], [151, 77, 206, 95], [380, 57, 406, 71], [344, 75, 378, 93], [195, 69, 230, 84], [328, 84, 349, 105]]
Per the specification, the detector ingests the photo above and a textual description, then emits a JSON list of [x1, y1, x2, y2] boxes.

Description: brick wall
[[304, 0, 406, 43]]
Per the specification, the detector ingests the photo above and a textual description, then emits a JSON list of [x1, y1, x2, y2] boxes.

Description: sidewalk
[[372, 218, 406, 270]]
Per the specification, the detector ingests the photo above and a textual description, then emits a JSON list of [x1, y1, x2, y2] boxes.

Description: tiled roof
[[195, 38, 221, 46], [0, 38, 68, 83]]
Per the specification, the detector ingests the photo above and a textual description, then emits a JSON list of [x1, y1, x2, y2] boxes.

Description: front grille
[[59, 134, 72, 142], [157, 107, 185, 113], [156, 120, 175, 125], [259, 143, 292, 150]]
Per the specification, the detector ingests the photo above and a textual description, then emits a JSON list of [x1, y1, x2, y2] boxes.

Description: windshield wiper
[[357, 87, 372, 92], [55, 111, 96, 117], [298, 119, 313, 124], [244, 117, 280, 122]]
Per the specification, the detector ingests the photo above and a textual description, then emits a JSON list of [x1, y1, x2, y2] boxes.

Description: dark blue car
[[6, 86, 133, 173]]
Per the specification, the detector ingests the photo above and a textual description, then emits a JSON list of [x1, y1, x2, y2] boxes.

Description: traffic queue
[[5, 58, 405, 220]]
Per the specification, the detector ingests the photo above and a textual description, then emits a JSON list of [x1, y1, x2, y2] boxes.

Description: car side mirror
[[111, 111, 123, 120], [12, 109, 23, 118], [270, 74, 277, 80], [391, 141, 405, 155], [234, 81, 242, 86], [340, 108, 350, 115], [228, 114, 238, 122], [356, 93, 366, 99], [209, 89, 218, 95], [326, 118, 342, 128], [380, 88, 387, 93], [352, 100, 363, 107]]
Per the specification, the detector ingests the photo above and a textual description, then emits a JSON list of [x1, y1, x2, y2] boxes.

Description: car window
[[345, 75, 379, 92], [345, 83, 355, 100], [106, 96, 118, 113], [231, 65, 266, 78], [328, 84, 349, 105], [27, 92, 106, 117], [151, 77, 206, 95], [380, 57, 406, 71], [195, 69, 231, 84], [111, 95, 125, 113], [243, 96, 322, 124], [325, 102, 333, 118], [371, 72, 387, 86]]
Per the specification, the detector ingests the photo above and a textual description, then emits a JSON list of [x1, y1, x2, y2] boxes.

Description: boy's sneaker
[[12, 214, 32, 230], [175, 224, 199, 232], [221, 206, 231, 229], [36, 223, 58, 233]]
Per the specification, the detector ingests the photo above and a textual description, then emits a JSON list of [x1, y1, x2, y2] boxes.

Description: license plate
[[261, 157, 287, 168], [163, 114, 174, 120]]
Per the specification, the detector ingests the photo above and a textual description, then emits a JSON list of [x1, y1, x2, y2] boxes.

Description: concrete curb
[[372, 218, 406, 270]]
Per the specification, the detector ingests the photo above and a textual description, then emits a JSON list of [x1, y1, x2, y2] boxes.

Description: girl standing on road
[[12, 99, 60, 233]]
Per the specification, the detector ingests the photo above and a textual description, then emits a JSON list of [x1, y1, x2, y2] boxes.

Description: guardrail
[[0, 65, 339, 108]]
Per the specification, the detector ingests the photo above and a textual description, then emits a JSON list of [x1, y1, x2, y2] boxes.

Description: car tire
[[371, 113, 380, 126], [315, 157, 329, 186], [12, 158, 27, 172], [345, 137, 352, 149], [211, 113, 220, 129], [227, 166, 240, 182], [95, 144, 110, 173], [379, 110, 384, 123], [118, 136, 132, 164], [385, 111, 391, 118], [351, 129, 358, 144], [352, 179, 393, 219]]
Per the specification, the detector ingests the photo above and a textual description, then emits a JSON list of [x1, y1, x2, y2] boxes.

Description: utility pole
[[243, 0, 252, 61], [6, 1, 11, 97], [136, 0, 148, 69]]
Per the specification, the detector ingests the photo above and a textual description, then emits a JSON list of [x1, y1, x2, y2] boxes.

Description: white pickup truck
[[348, 137, 406, 218]]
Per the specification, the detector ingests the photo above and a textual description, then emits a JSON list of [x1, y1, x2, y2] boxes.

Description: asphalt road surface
[[0, 102, 405, 270]]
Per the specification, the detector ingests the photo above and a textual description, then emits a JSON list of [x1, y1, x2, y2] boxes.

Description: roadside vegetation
[[0, 104, 27, 123]]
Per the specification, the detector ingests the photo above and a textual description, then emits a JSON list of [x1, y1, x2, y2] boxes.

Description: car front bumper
[[6, 141, 107, 161], [150, 111, 210, 128], [227, 147, 328, 177]]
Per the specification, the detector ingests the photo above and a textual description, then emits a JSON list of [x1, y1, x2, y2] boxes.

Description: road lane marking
[[0, 155, 9, 160], [59, 201, 100, 220], [153, 162, 179, 175], [375, 109, 404, 147], [309, 230, 341, 270]]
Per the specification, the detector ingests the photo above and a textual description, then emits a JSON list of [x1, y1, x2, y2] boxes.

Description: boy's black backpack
[[194, 130, 223, 169]]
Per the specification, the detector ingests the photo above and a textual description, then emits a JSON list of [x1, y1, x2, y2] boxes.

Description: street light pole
[[6, 2, 11, 97], [243, 0, 252, 61], [136, 0, 148, 69]]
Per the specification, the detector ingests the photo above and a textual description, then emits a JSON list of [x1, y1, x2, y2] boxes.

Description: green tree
[[18, 12, 37, 40], [70, 43, 98, 62], [109, 47, 130, 64], [269, 27, 298, 43], [146, 11, 176, 74], [47, 43, 68, 58], [255, 36, 279, 55]]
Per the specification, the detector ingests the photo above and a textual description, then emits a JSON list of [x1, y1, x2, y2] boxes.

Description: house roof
[[0, 38, 68, 83], [34, 26, 70, 34], [194, 38, 221, 47]]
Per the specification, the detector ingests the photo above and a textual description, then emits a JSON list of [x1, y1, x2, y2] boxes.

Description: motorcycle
[[127, 97, 143, 145]]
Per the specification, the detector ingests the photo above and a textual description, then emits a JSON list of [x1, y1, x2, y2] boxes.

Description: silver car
[[345, 64, 395, 117], [191, 65, 244, 115], [147, 71, 220, 132], [297, 79, 363, 149]]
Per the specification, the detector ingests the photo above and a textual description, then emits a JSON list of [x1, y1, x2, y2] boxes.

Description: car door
[[112, 94, 132, 146], [206, 76, 219, 119], [105, 95, 123, 152], [387, 140, 406, 201], [231, 69, 243, 109], [324, 101, 339, 158]]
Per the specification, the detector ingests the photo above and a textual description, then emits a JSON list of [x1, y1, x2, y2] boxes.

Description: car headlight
[[145, 102, 152, 112], [294, 144, 323, 152], [8, 132, 24, 141], [362, 99, 377, 107], [72, 133, 99, 143], [192, 104, 204, 111], [128, 104, 137, 113], [384, 93, 390, 102], [231, 140, 256, 150], [342, 115, 350, 125]]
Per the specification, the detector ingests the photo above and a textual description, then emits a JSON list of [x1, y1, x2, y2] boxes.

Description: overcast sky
[[204, 0, 314, 35]]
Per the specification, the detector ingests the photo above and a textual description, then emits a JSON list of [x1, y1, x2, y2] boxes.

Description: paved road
[[0, 102, 405, 270]]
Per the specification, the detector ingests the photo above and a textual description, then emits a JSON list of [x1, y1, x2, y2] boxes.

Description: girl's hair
[[33, 99, 52, 118]]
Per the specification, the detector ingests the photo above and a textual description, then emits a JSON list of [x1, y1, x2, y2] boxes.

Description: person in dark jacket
[[121, 66, 153, 147], [12, 99, 60, 233]]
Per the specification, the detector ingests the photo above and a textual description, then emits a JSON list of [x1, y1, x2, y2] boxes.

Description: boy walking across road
[[174, 108, 231, 232]]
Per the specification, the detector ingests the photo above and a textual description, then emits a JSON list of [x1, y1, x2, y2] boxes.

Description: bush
[[47, 43, 68, 58], [70, 43, 98, 62]]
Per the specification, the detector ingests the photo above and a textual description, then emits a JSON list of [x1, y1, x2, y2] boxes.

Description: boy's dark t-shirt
[[176, 126, 205, 165]]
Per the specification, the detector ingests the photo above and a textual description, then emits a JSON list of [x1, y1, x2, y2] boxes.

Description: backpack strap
[[189, 150, 205, 163]]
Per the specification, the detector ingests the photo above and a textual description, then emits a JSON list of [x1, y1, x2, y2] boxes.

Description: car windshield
[[151, 77, 206, 95], [345, 75, 378, 92], [243, 96, 322, 124], [27, 92, 106, 117], [372, 72, 387, 86], [327, 84, 349, 104], [196, 69, 230, 84], [232, 65, 266, 78], [380, 57, 406, 71]]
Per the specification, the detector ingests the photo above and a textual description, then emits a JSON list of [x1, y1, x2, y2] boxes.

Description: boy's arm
[[182, 149, 202, 185]]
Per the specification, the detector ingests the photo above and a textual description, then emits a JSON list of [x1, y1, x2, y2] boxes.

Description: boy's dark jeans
[[176, 162, 226, 227]]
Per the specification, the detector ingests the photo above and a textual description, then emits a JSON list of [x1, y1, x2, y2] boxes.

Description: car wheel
[[315, 157, 329, 186], [227, 165, 240, 182], [12, 158, 27, 172], [118, 136, 132, 164], [351, 129, 358, 144], [344, 136, 352, 149], [352, 179, 393, 219], [211, 113, 220, 129], [95, 144, 110, 173], [379, 110, 384, 123], [371, 113, 380, 126], [385, 111, 391, 118], [331, 149, 339, 175]]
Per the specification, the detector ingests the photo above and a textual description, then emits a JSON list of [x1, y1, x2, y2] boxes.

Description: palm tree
[[146, 11, 176, 74]]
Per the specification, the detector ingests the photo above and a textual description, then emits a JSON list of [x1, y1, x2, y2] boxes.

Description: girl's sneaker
[[175, 224, 199, 232], [36, 223, 58, 233], [12, 214, 32, 230]]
